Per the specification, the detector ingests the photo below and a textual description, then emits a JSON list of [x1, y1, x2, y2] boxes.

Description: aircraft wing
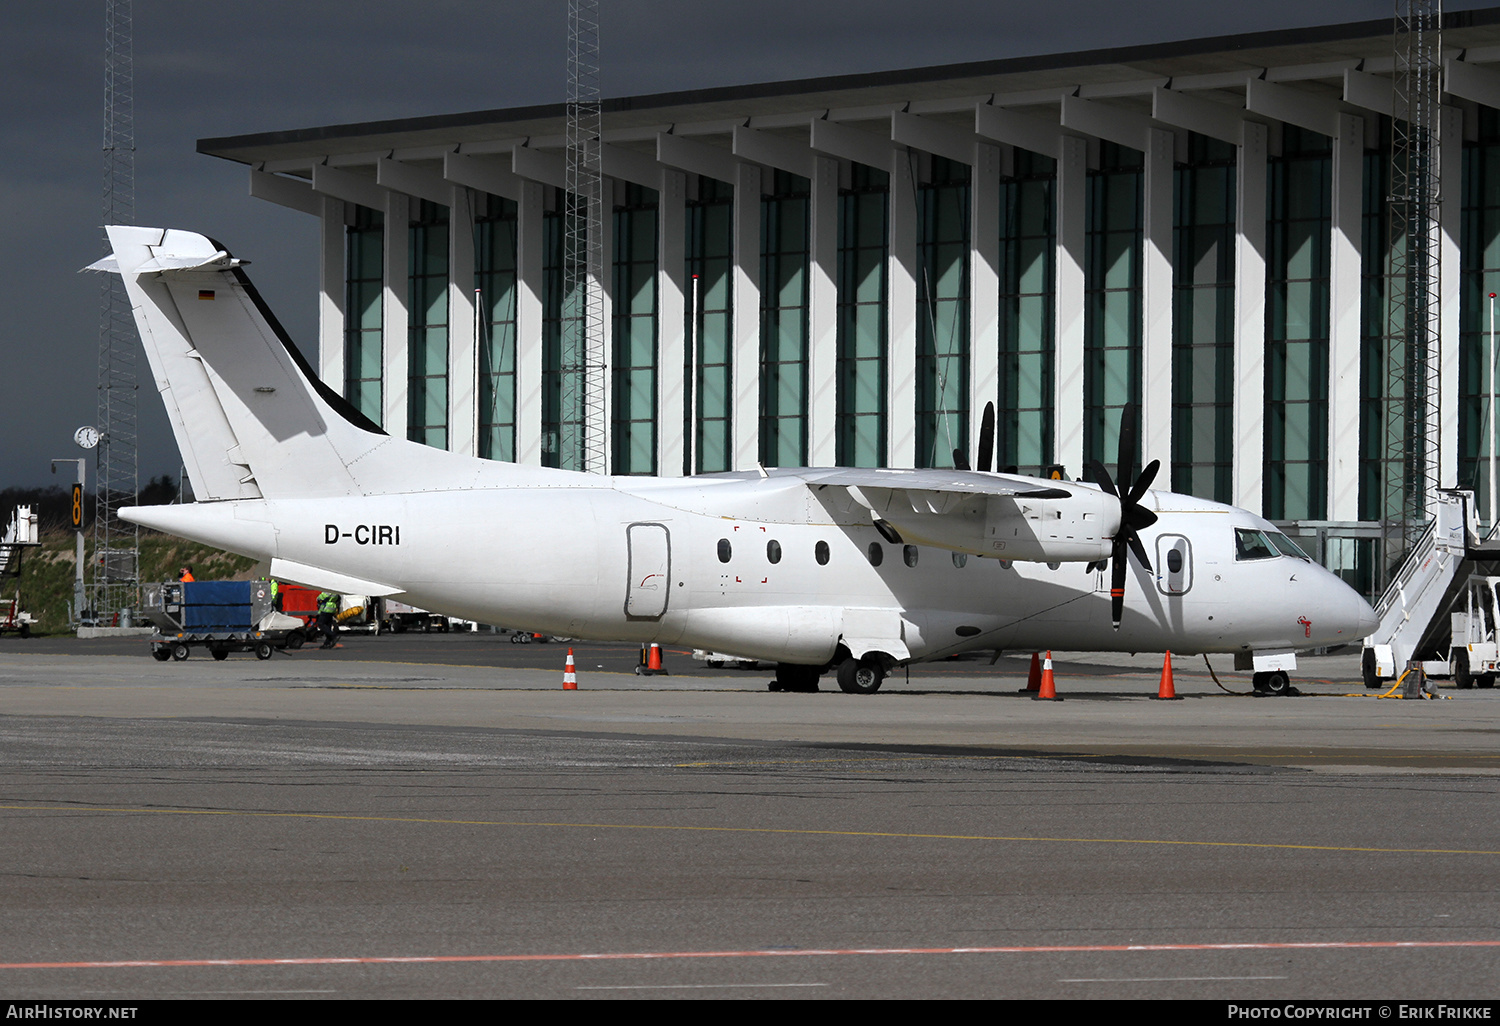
[[785, 467, 1119, 564]]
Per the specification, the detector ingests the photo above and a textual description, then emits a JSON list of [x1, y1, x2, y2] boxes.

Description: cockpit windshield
[[1267, 532, 1311, 561], [1234, 527, 1312, 562], [1234, 528, 1279, 561]]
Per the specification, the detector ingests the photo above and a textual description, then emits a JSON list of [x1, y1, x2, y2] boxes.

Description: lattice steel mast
[[563, 0, 606, 473], [94, 0, 140, 619], [1379, 0, 1443, 592]]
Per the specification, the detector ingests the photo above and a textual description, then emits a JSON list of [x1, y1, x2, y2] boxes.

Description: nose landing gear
[[1251, 670, 1294, 695]]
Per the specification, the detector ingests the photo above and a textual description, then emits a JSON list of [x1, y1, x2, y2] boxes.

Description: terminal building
[[199, 9, 1500, 599]]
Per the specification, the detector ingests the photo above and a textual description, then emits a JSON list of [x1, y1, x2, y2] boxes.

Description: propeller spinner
[[1087, 406, 1159, 631]]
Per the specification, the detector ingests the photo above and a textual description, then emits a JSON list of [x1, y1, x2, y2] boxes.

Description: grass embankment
[[6, 531, 257, 634]]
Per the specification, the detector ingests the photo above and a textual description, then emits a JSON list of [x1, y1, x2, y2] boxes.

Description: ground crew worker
[[178, 566, 195, 582], [316, 590, 341, 649]]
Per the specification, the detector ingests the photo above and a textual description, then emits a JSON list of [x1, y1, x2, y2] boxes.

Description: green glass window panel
[[686, 180, 734, 474], [612, 188, 658, 475], [344, 205, 384, 430]]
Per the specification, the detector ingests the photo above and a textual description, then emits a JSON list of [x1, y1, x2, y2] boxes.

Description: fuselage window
[[1233, 528, 1278, 561], [717, 538, 732, 563], [952, 552, 967, 569], [903, 545, 919, 567], [1167, 548, 1183, 574], [767, 539, 782, 564], [815, 540, 830, 566], [867, 542, 884, 567]]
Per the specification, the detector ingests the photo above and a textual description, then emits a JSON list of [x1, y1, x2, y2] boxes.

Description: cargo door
[[625, 523, 671, 620]]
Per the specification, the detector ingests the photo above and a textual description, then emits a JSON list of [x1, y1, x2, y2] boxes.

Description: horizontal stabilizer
[[269, 557, 404, 598]]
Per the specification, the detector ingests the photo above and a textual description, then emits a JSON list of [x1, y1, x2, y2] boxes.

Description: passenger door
[[1155, 534, 1192, 595]]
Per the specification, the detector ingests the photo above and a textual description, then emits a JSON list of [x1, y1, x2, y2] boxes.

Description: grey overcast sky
[[0, 1, 1485, 488]]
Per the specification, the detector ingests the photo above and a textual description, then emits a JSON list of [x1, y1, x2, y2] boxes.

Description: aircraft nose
[[1354, 593, 1379, 638]]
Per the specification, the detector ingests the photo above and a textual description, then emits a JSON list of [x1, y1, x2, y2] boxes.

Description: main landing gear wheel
[[1252, 670, 1292, 695], [836, 657, 885, 695], [171, 642, 190, 662]]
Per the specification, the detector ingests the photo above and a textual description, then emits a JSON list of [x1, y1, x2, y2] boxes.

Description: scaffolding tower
[[94, 0, 140, 620], [562, 0, 606, 474], [1379, 0, 1444, 594]]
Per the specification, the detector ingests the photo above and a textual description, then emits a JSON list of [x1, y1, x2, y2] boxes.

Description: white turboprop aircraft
[[93, 226, 1377, 694]]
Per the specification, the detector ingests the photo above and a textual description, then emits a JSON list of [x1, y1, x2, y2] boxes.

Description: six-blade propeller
[[1087, 406, 1160, 631]]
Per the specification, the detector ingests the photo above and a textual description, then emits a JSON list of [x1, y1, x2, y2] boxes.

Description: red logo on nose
[[1298, 616, 1312, 638]]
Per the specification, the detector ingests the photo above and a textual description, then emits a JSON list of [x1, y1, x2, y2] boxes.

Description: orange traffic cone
[[1020, 651, 1042, 693], [634, 643, 669, 676], [563, 647, 578, 690], [1153, 651, 1182, 700], [1033, 650, 1062, 701]]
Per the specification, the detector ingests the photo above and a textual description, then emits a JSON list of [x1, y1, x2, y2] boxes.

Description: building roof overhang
[[198, 7, 1500, 167]]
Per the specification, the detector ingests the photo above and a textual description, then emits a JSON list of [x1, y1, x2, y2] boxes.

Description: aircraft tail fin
[[92, 227, 398, 500]]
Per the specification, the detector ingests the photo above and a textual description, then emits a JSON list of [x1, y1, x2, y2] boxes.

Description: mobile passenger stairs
[[0, 506, 40, 637], [1362, 490, 1500, 689]]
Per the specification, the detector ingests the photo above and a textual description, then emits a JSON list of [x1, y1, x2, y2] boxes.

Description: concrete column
[[382, 191, 409, 440], [970, 143, 1002, 461], [658, 169, 687, 476], [1142, 126, 1175, 470], [1329, 112, 1364, 521], [515, 180, 545, 465], [448, 184, 477, 457], [1440, 104, 1463, 491], [1055, 135, 1087, 478], [888, 148, 918, 468], [733, 162, 762, 471], [318, 195, 345, 390], [808, 154, 839, 467], [1234, 122, 1268, 515]]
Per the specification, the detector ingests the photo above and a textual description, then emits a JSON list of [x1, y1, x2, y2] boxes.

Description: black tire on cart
[[285, 630, 305, 651], [151, 645, 172, 662], [171, 642, 190, 661], [254, 642, 274, 660], [1481, 675, 1496, 690], [211, 648, 229, 662], [1455, 648, 1474, 690]]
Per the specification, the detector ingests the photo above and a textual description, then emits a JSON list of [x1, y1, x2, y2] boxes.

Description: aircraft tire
[[836, 658, 884, 695], [1454, 649, 1474, 690], [1262, 670, 1291, 695], [1361, 649, 1383, 690], [171, 643, 190, 662]]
